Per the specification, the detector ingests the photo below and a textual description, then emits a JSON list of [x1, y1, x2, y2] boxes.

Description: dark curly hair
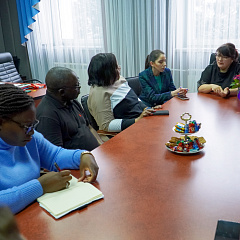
[[88, 53, 119, 87], [0, 84, 34, 118]]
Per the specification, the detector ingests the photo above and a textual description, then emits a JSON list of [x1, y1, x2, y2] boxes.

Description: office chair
[[126, 76, 142, 97], [0, 52, 42, 83], [81, 94, 118, 140], [81, 94, 99, 131], [209, 53, 240, 64]]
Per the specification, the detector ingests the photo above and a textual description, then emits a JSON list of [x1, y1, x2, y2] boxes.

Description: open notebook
[[37, 176, 104, 219]]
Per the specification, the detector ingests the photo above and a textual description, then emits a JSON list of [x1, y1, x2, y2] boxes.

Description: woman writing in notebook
[[0, 84, 99, 214], [139, 49, 188, 107]]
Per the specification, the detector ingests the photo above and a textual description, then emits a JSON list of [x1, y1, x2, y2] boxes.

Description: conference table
[[15, 93, 240, 240], [26, 85, 46, 107]]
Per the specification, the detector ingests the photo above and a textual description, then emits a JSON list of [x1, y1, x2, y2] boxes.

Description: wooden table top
[[15, 93, 240, 240], [27, 86, 46, 100], [26, 85, 46, 107]]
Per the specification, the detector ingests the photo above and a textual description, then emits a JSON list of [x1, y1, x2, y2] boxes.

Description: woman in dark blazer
[[139, 50, 187, 107]]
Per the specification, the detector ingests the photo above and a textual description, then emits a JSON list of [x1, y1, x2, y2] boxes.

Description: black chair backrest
[[0, 52, 22, 83], [209, 53, 240, 64], [126, 76, 142, 96], [81, 94, 99, 131]]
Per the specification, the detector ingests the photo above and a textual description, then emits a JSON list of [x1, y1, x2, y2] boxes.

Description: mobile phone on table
[[214, 220, 240, 240], [176, 95, 189, 100], [152, 110, 169, 115]]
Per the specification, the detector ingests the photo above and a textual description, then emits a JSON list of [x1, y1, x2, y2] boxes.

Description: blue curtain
[[16, 0, 40, 44]]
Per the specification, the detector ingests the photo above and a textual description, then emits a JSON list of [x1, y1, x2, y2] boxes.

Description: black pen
[[54, 162, 61, 172]]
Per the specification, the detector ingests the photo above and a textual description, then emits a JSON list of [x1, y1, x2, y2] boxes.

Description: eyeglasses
[[63, 79, 81, 89], [5, 117, 39, 135], [62, 84, 81, 89], [215, 53, 230, 60], [49, 80, 81, 91]]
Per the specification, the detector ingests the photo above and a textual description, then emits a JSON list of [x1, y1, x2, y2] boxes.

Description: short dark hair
[[145, 50, 165, 69], [45, 67, 75, 91], [88, 53, 119, 87], [217, 43, 239, 62], [0, 84, 34, 118]]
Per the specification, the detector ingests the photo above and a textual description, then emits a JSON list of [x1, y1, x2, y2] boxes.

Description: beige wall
[[0, 0, 32, 79]]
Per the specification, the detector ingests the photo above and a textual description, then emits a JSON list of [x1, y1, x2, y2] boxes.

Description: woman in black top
[[198, 43, 240, 98]]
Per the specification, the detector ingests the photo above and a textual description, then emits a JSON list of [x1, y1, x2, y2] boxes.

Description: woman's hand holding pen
[[38, 170, 72, 193], [79, 153, 99, 183]]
